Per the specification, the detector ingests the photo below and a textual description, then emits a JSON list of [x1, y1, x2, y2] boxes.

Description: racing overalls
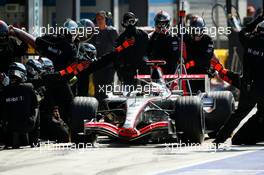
[[115, 26, 149, 86], [0, 83, 39, 146], [90, 26, 119, 101], [148, 31, 180, 74], [184, 34, 214, 93], [214, 15, 264, 145], [0, 37, 28, 144]]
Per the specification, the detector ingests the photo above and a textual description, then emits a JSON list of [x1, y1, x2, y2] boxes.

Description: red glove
[[115, 38, 135, 52], [185, 60, 196, 69], [210, 59, 224, 72]]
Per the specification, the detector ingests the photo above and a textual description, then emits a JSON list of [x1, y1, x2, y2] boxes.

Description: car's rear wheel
[[174, 96, 205, 144], [205, 91, 235, 138], [70, 96, 98, 143]]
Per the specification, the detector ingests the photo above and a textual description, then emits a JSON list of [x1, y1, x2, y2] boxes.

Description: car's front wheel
[[174, 96, 205, 144]]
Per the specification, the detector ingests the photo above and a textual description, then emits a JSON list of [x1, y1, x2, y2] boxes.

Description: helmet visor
[[0, 34, 8, 46], [8, 70, 25, 80], [123, 18, 138, 27], [155, 21, 169, 29]]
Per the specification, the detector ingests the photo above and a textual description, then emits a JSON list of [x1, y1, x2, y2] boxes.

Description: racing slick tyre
[[70, 96, 98, 143], [205, 91, 235, 138], [174, 96, 205, 144]]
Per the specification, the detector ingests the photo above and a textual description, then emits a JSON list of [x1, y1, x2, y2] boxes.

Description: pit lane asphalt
[[0, 108, 263, 175]]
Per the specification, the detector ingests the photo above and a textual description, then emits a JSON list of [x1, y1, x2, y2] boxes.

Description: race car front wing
[[84, 121, 169, 141]]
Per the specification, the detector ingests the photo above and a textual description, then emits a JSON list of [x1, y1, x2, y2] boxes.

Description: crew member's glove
[[185, 60, 195, 69], [115, 38, 135, 53], [210, 58, 223, 72], [210, 59, 232, 83]]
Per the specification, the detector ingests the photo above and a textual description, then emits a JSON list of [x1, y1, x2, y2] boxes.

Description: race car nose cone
[[118, 128, 139, 138]]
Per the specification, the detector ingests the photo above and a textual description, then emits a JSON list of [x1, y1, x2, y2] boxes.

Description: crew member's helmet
[[82, 43, 97, 61], [189, 16, 205, 37], [256, 20, 264, 36], [78, 18, 95, 42], [121, 12, 138, 28], [154, 11, 171, 33], [40, 57, 54, 73], [63, 19, 79, 41], [0, 20, 9, 46], [26, 58, 43, 79], [8, 62, 27, 83]]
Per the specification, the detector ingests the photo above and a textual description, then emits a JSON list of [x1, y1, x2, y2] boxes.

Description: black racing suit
[[0, 37, 28, 143], [115, 27, 149, 86], [0, 37, 28, 74], [75, 43, 93, 96], [34, 34, 77, 141], [215, 15, 264, 145], [148, 31, 180, 74], [184, 34, 214, 93], [0, 83, 39, 146]]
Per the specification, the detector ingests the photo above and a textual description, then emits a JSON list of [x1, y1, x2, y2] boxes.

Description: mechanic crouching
[[213, 14, 264, 145], [25, 58, 70, 143], [0, 63, 39, 148]]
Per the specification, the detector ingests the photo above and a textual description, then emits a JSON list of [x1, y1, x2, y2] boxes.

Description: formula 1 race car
[[70, 60, 235, 144]]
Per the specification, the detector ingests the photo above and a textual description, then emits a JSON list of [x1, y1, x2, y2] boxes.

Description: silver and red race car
[[71, 60, 235, 144]]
